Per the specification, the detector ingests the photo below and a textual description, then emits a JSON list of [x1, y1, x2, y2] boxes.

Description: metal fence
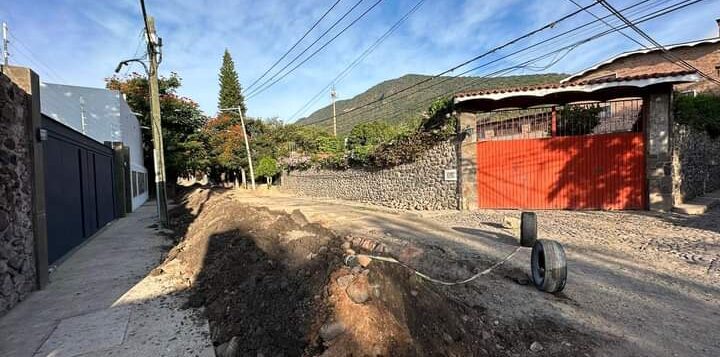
[[476, 98, 644, 141]]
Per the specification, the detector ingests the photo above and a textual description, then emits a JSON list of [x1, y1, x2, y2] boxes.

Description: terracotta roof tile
[[455, 70, 697, 98]]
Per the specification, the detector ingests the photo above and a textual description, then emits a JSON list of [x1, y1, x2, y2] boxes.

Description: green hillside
[[295, 73, 566, 134]]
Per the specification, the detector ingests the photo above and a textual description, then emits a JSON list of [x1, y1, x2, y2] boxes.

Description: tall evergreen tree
[[218, 49, 246, 117]]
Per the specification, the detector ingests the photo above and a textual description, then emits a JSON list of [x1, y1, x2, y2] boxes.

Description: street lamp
[[115, 57, 169, 226]]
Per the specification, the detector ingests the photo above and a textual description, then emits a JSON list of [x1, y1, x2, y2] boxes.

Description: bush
[[556, 106, 602, 136], [674, 93, 720, 138]]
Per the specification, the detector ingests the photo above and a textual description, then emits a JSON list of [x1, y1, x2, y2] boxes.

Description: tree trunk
[[240, 167, 247, 189], [266, 176, 271, 189]]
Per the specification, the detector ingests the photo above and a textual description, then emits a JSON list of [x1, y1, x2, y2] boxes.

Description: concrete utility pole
[[145, 13, 169, 227], [331, 86, 337, 137], [2, 22, 9, 72], [219, 107, 256, 190]]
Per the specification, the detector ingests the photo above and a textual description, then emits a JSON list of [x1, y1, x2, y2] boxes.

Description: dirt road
[[226, 188, 720, 356]]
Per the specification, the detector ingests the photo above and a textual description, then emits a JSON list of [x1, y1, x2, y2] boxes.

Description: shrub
[[556, 106, 602, 136], [674, 93, 720, 138]]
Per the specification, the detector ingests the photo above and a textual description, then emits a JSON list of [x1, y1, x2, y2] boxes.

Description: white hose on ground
[[350, 246, 522, 286]]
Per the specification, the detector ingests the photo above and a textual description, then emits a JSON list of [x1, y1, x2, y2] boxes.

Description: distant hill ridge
[[295, 73, 566, 134]]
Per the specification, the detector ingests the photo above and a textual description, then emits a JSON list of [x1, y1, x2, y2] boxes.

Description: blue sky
[[1, 0, 718, 121]]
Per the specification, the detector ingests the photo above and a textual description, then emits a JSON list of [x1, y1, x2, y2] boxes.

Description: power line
[[298, 0, 703, 129], [288, 0, 427, 121], [245, 0, 343, 93], [248, 0, 384, 99], [292, 0, 605, 128], [568, 0, 650, 48], [598, 0, 720, 85], [358, 0, 700, 125], [246, 0, 368, 98]]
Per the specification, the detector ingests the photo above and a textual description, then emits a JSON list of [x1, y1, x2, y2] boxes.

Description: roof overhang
[[454, 72, 700, 112], [561, 37, 720, 83]]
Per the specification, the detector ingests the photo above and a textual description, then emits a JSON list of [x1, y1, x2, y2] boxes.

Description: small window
[[132, 171, 138, 197]]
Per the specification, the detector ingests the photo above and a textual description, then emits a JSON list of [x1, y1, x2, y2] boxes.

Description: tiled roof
[[562, 37, 720, 82], [455, 70, 697, 98]]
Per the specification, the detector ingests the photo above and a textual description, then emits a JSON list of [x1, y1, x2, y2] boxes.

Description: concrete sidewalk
[[0, 203, 213, 357]]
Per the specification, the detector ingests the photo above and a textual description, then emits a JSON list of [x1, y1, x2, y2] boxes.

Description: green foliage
[[256, 156, 279, 177], [105, 72, 208, 183], [256, 156, 279, 188], [674, 93, 720, 138], [218, 49, 246, 116], [297, 73, 566, 135], [557, 106, 602, 136]]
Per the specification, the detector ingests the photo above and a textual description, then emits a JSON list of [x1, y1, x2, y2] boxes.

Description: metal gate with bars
[[476, 98, 646, 210]]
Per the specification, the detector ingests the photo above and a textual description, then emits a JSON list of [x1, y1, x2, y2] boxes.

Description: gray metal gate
[[42, 116, 117, 263]]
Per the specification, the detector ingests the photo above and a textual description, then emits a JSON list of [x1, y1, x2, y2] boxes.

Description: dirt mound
[[160, 188, 606, 356]]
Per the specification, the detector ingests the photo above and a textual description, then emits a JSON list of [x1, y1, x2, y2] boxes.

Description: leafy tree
[[255, 156, 279, 188], [218, 49, 246, 117], [105, 72, 208, 192], [674, 93, 720, 138], [346, 121, 397, 164], [557, 106, 602, 136]]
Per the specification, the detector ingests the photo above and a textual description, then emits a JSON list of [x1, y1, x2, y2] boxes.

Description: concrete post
[[645, 89, 674, 212], [456, 111, 478, 210]]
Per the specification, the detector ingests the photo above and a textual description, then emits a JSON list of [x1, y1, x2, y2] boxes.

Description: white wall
[[40, 83, 149, 211]]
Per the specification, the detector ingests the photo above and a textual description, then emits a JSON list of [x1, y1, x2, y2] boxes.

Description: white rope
[[350, 246, 522, 286]]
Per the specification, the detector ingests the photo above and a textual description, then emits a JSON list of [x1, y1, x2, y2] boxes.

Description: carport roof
[[453, 70, 699, 111]]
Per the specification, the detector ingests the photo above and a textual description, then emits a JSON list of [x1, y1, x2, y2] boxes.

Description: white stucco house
[[39, 82, 149, 211]]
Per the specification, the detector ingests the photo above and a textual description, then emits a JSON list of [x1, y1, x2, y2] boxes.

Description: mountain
[[295, 73, 567, 134]]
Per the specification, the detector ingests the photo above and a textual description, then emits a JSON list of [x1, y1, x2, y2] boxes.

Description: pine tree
[[218, 49, 246, 117]]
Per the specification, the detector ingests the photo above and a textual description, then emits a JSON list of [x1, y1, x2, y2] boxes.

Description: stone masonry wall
[[672, 124, 720, 203], [0, 73, 36, 315], [282, 141, 458, 210]]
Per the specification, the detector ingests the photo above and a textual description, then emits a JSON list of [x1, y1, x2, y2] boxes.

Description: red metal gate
[[475, 100, 646, 210]]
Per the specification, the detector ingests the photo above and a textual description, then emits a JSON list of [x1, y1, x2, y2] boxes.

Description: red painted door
[[476, 132, 645, 210]]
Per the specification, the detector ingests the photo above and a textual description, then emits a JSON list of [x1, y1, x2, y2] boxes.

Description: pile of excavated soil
[[159, 188, 607, 356]]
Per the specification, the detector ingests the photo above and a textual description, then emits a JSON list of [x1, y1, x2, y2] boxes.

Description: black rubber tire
[[531, 239, 567, 293], [520, 212, 537, 248]]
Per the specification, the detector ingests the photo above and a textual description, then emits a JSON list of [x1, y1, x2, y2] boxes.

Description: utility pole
[[79, 96, 87, 135], [331, 86, 337, 137], [219, 107, 256, 190], [2, 22, 9, 72], [141, 0, 169, 227]]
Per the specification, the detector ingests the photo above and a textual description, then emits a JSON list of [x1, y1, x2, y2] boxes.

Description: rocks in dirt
[[336, 275, 355, 289], [319, 321, 346, 341], [530, 341, 544, 352], [289, 209, 309, 227], [341, 242, 352, 250], [215, 336, 240, 357], [356, 255, 372, 268], [346, 277, 370, 304], [503, 216, 520, 230]]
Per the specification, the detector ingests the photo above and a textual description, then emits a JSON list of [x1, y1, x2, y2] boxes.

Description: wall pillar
[[4, 66, 48, 289], [645, 88, 674, 212], [456, 111, 478, 210]]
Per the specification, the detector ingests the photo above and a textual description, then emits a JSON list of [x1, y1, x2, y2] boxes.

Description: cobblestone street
[[426, 207, 720, 282]]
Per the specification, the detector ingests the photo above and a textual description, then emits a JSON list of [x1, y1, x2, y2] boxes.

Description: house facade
[[39, 83, 148, 211], [563, 37, 720, 93]]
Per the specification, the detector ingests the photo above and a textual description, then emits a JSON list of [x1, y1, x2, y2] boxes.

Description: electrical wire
[[296, 0, 704, 129], [288, 0, 427, 122], [347, 247, 522, 286], [248, 0, 384, 99], [246, 0, 368, 98], [598, 0, 720, 86], [245, 0, 344, 93]]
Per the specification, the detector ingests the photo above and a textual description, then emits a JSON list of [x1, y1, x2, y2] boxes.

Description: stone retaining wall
[[282, 141, 458, 210], [0, 73, 36, 316], [672, 125, 720, 204]]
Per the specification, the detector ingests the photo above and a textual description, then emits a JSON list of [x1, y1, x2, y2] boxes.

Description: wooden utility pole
[[145, 15, 169, 227], [331, 86, 337, 137], [220, 107, 255, 190]]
